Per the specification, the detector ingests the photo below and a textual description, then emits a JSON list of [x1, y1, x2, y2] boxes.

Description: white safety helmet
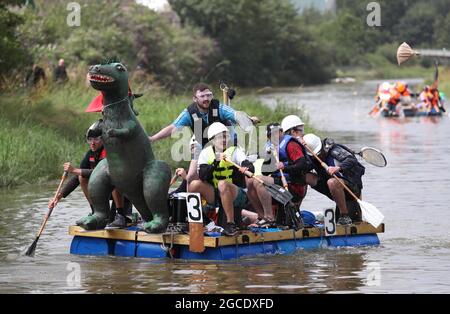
[[281, 115, 304, 133], [379, 82, 391, 93], [303, 133, 322, 156], [207, 122, 229, 140]]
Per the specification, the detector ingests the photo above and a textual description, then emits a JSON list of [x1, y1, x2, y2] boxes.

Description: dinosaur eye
[[116, 64, 126, 72]]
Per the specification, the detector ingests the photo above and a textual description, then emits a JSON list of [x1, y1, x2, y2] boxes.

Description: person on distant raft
[[48, 122, 132, 228], [303, 134, 365, 225], [189, 122, 254, 236], [389, 81, 414, 113], [149, 83, 255, 184]]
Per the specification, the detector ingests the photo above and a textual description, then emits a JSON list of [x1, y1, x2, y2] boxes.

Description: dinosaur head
[[88, 60, 129, 99]]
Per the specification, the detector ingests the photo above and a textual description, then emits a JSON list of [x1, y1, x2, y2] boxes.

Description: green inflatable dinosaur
[[77, 60, 171, 233]]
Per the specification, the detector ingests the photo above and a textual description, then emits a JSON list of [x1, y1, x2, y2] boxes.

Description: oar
[[169, 173, 179, 186], [224, 158, 293, 205], [268, 146, 303, 230], [303, 145, 384, 228], [368, 99, 382, 116], [25, 171, 68, 257], [397, 42, 420, 65]]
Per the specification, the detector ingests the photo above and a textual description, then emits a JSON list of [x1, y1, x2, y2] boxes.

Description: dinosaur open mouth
[[88, 73, 115, 83]]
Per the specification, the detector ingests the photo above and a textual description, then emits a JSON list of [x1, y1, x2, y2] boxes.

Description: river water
[[1, 80, 449, 294]]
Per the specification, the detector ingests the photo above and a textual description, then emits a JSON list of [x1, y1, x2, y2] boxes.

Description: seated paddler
[[188, 122, 254, 236]]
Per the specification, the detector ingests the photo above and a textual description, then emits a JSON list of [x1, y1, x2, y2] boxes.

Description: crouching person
[[189, 122, 254, 236], [48, 122, 131, 228], [303, 134, 365, 225]]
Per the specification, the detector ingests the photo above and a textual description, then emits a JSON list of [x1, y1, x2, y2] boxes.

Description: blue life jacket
[[270, 135, 307, 184]]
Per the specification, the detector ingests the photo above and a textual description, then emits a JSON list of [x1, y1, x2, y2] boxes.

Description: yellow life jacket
[[206, 146, 237, 188]]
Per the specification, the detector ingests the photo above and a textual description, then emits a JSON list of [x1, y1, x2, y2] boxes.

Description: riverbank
[[338, 63, 433, 82], [0, 83, 310, 188]]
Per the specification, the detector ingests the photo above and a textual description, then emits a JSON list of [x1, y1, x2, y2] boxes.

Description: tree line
[[1, 0, 449, 91]]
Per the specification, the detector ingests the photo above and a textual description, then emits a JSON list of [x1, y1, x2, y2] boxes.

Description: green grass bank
[[0, 82, 311, 188]]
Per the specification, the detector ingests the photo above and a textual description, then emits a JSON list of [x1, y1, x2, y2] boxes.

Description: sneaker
[[337, 215, 352, 226], [222, 222, 238, 237], [105, 214, 127, 230]]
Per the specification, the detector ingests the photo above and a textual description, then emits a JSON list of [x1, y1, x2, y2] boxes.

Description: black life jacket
[[325, 141, 365, 188], [187, 99, 229, 147]]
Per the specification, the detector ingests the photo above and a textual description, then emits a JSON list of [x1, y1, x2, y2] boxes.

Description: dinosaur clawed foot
[[142, 214, 169, 234], [76, 214, 108, 230]]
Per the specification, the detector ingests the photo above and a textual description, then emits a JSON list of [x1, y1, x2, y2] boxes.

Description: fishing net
[[235, 111, 254, 132]]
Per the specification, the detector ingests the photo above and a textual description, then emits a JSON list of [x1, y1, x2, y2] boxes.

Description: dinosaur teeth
[[88, 74, 115, 83]]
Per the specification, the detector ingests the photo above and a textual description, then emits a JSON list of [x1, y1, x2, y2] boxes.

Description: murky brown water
[[1, 80, 450, 293]]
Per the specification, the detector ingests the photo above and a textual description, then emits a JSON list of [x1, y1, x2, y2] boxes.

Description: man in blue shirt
[[150, 83, 239, 183]]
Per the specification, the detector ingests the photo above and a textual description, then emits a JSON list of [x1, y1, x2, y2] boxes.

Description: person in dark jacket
[[53, 59, 68, 83], [303, 134, 365, 225], [26, 64, 46, 87], [48, 122, 131, 227]]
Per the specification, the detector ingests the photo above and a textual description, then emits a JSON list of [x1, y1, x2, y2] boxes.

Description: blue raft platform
[[69, 222, 385, 260]]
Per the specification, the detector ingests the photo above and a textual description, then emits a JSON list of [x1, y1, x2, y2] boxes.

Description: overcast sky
[[136, 0, 169, 11]]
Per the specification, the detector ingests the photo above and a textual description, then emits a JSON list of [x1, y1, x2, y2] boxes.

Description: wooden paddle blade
[[359, 200, 384, 228], [397, 42, 420, 65], [264, 182, 293, 205]]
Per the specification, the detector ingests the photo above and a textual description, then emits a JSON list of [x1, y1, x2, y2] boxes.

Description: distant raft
[[379, 108, 443, 118], [69, 222, 385, 260]]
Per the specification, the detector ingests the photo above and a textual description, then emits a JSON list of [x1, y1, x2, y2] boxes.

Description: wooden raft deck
[[69, 222, 385, 248]]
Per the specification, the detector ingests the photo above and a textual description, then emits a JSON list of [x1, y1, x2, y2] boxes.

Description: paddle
[[25, 171, 68, 257], [353, 147, 387, 168], [169, 173, 179, 186], [268, 146, 304, 230], [235, 111, 255, 133], [397, 42, 420, 65], [303, 144, 384, 228], [368, 99, 382, 116], [224, 158, 293, 206]]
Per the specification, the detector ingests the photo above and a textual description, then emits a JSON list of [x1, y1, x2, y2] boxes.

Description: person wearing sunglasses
[[149, 83, 241, 184], [48, 121, 132, 228]]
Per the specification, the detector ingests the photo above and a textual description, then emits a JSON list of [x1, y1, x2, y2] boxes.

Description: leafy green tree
[[0, 0, 28, 79], [434, 12, 450, 49], [170, 0, 334, 86], [393, 2, 438, 47], [15, 0, 219, 91]]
